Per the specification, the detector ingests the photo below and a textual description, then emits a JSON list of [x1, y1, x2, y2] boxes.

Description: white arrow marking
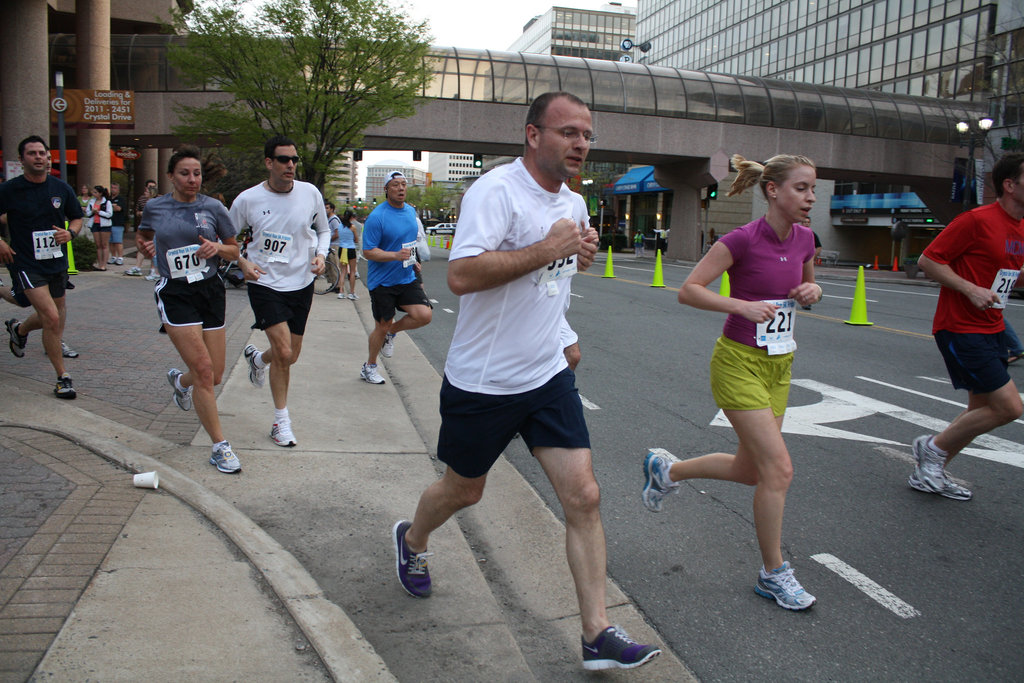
[[710, 378, 1024, 468], [858, 376, 1024, 426], [811, 553, 920, 619]]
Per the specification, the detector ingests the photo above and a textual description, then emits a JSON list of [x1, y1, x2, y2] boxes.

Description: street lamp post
[[956, 116, 994, 211]]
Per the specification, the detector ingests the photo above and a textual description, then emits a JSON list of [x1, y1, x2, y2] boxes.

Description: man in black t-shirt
[[0, 135, 84, 398]]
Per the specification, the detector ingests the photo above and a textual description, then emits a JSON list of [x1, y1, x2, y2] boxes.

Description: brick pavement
[[0, 269, 257, 682], [0, 427, 145, 682]]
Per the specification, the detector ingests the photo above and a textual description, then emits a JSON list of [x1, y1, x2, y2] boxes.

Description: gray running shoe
[[124, 266, 142, 276], [911, 435, 949, 492], [210, 442, 241, 473], [61, 341, 79, 358], [53, 373, 76, 400], [6, 318, 26, 358], [348, 293, 359, 300], [361, 362, 385, 385], [582, 625, 661, 670], [908, 469, 972, 501], [641, 450, 680, 512], [244, 344, 266, 388], [381, 332, 396, 358], [755, 561, 816, 610], [167, 368, 193, 411]]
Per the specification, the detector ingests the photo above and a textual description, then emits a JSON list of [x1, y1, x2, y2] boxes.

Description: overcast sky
[[356, 0, 628, 196]]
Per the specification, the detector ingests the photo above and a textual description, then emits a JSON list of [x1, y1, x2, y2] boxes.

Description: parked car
[[428, 222, 456, 235]]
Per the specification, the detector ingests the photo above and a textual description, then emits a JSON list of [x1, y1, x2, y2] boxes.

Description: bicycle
[[313, 251, 341, 295]]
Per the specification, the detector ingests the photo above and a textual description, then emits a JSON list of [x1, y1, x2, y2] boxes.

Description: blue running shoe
[[582, 625, 661, 670], [642, 449, 679, 512], [392, 520, 432, 597], [755, 561, 816, 610]]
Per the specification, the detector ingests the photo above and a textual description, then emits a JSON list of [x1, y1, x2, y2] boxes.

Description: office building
[[427, 153, 480, 187], [508, 3, 636, 60], [365, 161, 428, 201]]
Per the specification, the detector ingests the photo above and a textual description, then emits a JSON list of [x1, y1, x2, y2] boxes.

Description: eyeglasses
[[533, 126, 597, 144], [274, 155, 300, 164]]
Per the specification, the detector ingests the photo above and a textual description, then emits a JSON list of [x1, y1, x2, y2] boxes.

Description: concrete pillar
[[136, 148, 160, 198], [76, 0, 112, 190], [157, 148, 174, 194], [0, 0, 49, 179], [654, 160, 718, 261]]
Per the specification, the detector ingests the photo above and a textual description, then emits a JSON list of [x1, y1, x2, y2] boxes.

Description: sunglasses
[[274, 155, 300, 164]]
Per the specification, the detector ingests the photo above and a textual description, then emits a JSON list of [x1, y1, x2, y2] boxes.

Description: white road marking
[[709, 378, 1024, 468], [917, 376, 951, 384], [811, 553, 920, 619], [570, 293, 583, 298], [429, 298, 439, 304], [442, 308, 455, 314], [858, 376, 1024, 426], [579, 395, 600, 410]]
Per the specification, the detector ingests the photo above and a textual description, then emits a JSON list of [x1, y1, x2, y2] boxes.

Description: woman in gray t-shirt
[[137, 145, 243, 474]]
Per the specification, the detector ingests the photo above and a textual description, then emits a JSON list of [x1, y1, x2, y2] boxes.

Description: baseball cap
[[385, 171, 406, 187]]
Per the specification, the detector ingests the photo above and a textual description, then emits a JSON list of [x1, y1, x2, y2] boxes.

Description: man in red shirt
[[914, 152, 1024, 500]]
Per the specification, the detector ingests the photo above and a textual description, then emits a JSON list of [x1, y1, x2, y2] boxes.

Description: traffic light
[[352, 150, 362, 161], [412, 150, 422, 161], [473, 154, 483, 168], [707, 183, 718, 200]]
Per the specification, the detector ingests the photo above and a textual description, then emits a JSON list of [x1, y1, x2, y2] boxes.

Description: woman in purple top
[[641, 154, 822, 611]]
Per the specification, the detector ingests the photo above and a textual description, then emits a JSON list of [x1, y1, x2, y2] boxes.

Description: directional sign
[[51, 97, 67, 113]]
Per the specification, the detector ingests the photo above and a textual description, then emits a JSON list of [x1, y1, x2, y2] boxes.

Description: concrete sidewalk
[[0, 264, 694, 681]]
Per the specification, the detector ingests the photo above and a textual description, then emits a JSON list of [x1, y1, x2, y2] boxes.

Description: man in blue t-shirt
[[0, 135, 84, 399], [359, 171, 432, 384]]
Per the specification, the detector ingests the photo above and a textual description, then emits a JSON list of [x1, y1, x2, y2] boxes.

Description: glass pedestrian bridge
[[60, 36, 985, 146]]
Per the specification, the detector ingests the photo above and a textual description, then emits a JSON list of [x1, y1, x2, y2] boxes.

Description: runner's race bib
[[755, 298, 798, 355], [166, 244, 205, 283], [32, 230, 62, 260], [990, 268, 1019, 309], [402, 240, 417, 267], [257, 231, 292, 263]]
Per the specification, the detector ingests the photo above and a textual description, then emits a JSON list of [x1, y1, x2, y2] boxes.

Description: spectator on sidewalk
[[359, 171, 432, 385], [0, 135, 84, 399], [84, 185, 113, 270], [126, 179, 158, 278], [911, 152, 1024, 500], [232, 135, 331, 448], [137, 145, 242, 474], [108, 182, 127, 266], [392, 92, 660, 671]]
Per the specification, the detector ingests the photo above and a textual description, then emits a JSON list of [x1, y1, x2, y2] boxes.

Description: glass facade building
[[636, 0, 996, 103]]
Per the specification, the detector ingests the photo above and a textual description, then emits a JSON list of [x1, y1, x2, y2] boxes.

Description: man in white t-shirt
[[232, 135, 331, 448], [390, 92, 660, 671]]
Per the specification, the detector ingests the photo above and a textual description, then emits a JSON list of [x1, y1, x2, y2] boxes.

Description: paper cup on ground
[[133, 471, 159, 489]]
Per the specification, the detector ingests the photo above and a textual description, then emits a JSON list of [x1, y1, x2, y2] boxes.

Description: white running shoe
[[337, 292, 348, 299], [360, 362, 385, 385], [244, 344, 266, 388], [348, 293, 359, 300], [641, 450, 680, 512], [144, 271, 160, 281], [271, 420, 297, 447], [381, 332, 396, 358]]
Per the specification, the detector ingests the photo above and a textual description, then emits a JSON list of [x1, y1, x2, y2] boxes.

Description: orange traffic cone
[[891, 255, 899, 272], [872, 255, 879, 270]]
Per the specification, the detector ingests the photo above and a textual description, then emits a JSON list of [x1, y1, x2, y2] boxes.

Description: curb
[[0, 418, 395, 683]]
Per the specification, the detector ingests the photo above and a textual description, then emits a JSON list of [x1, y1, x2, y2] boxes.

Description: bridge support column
[[157, 148, 174, 194], [0, 0, 49, 179], [653, 159, 719, 262], [76, 0, 112, 191]]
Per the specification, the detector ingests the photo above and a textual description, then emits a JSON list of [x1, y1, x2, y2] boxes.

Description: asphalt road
[[406, 253, 1024, 682]]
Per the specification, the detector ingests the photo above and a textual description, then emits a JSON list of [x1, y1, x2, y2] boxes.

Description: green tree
[[170, 0, 431, 188]]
